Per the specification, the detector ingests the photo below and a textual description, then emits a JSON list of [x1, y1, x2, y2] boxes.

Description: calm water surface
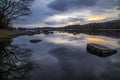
[[1, 31, 120, 80]]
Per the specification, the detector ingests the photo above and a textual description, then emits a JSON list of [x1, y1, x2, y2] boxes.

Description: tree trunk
[[0, 17, 10, 29]]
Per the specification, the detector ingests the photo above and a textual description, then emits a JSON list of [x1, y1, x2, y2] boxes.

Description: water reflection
[[7, 30, 120, 80], [0, 40, 37, 80], [38, 32, 119, 48], [86, 37, 119, 48], [64, 30, 120, 38]]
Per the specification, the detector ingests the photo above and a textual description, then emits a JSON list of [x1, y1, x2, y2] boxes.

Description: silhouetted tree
[[0, 0, 34, 29]]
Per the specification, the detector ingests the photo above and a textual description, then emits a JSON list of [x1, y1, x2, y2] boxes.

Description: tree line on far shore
[[63, 20, 120, 30], [16, 19, 120, 31]]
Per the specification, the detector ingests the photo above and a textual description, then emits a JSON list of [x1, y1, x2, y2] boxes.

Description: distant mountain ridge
[[64, 20, 120, 30], [19, 20, 120, 31]]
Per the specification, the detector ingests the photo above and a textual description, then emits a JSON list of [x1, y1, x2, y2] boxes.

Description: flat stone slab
[[87, 43, 117, 57]]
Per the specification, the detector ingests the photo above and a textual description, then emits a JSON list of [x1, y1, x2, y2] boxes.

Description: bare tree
[[0, 0, 34, 29]]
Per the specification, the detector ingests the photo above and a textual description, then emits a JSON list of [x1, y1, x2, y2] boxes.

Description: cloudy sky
[[14, 0, 120, 28]]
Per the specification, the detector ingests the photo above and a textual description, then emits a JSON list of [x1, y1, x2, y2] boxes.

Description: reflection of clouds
[[118, 40, 120, 45], [87, 37, 111, 43], [24, 32, 120, 49], [50, 38, 70, 44], [68, 34, 75, 37], [48, 46, 107, 80], [86, 37, 120, 48], [42, 33, 85, 46], [39, 33, 120, 48], [12, 32, 120, 80]]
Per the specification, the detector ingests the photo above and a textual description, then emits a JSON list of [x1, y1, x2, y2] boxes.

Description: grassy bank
[[0, 30, 27, 40]]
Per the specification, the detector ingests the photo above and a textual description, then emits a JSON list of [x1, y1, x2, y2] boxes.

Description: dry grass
[[0, 30, 27, 39]]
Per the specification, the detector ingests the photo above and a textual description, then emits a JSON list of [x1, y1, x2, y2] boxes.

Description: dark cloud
[[45, 20, 67, 25], [48, 0, 118, 12], [47, 0, 67, 11], [47, 0, 97, 11], [117, 0, 120, 10], [45, 22, 55, 25], [14, 0, 120, 28], [45, 17, 86, 26], [15, 0, 59, 25], [68, 17, 85, 22]]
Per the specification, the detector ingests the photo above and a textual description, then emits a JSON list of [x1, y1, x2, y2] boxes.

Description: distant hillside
[[18, 20, 120, 31], [64, 20, 120, 30]]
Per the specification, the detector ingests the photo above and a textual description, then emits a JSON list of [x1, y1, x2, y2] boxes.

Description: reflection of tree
[[0, 40, 37, 80]]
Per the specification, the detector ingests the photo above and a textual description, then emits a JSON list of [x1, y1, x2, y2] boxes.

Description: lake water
[[0, 31, 120, 80]]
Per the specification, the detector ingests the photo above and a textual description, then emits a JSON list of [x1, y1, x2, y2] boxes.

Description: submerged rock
[[30, 39, 42, 43], [87, 43, 117, 57]]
